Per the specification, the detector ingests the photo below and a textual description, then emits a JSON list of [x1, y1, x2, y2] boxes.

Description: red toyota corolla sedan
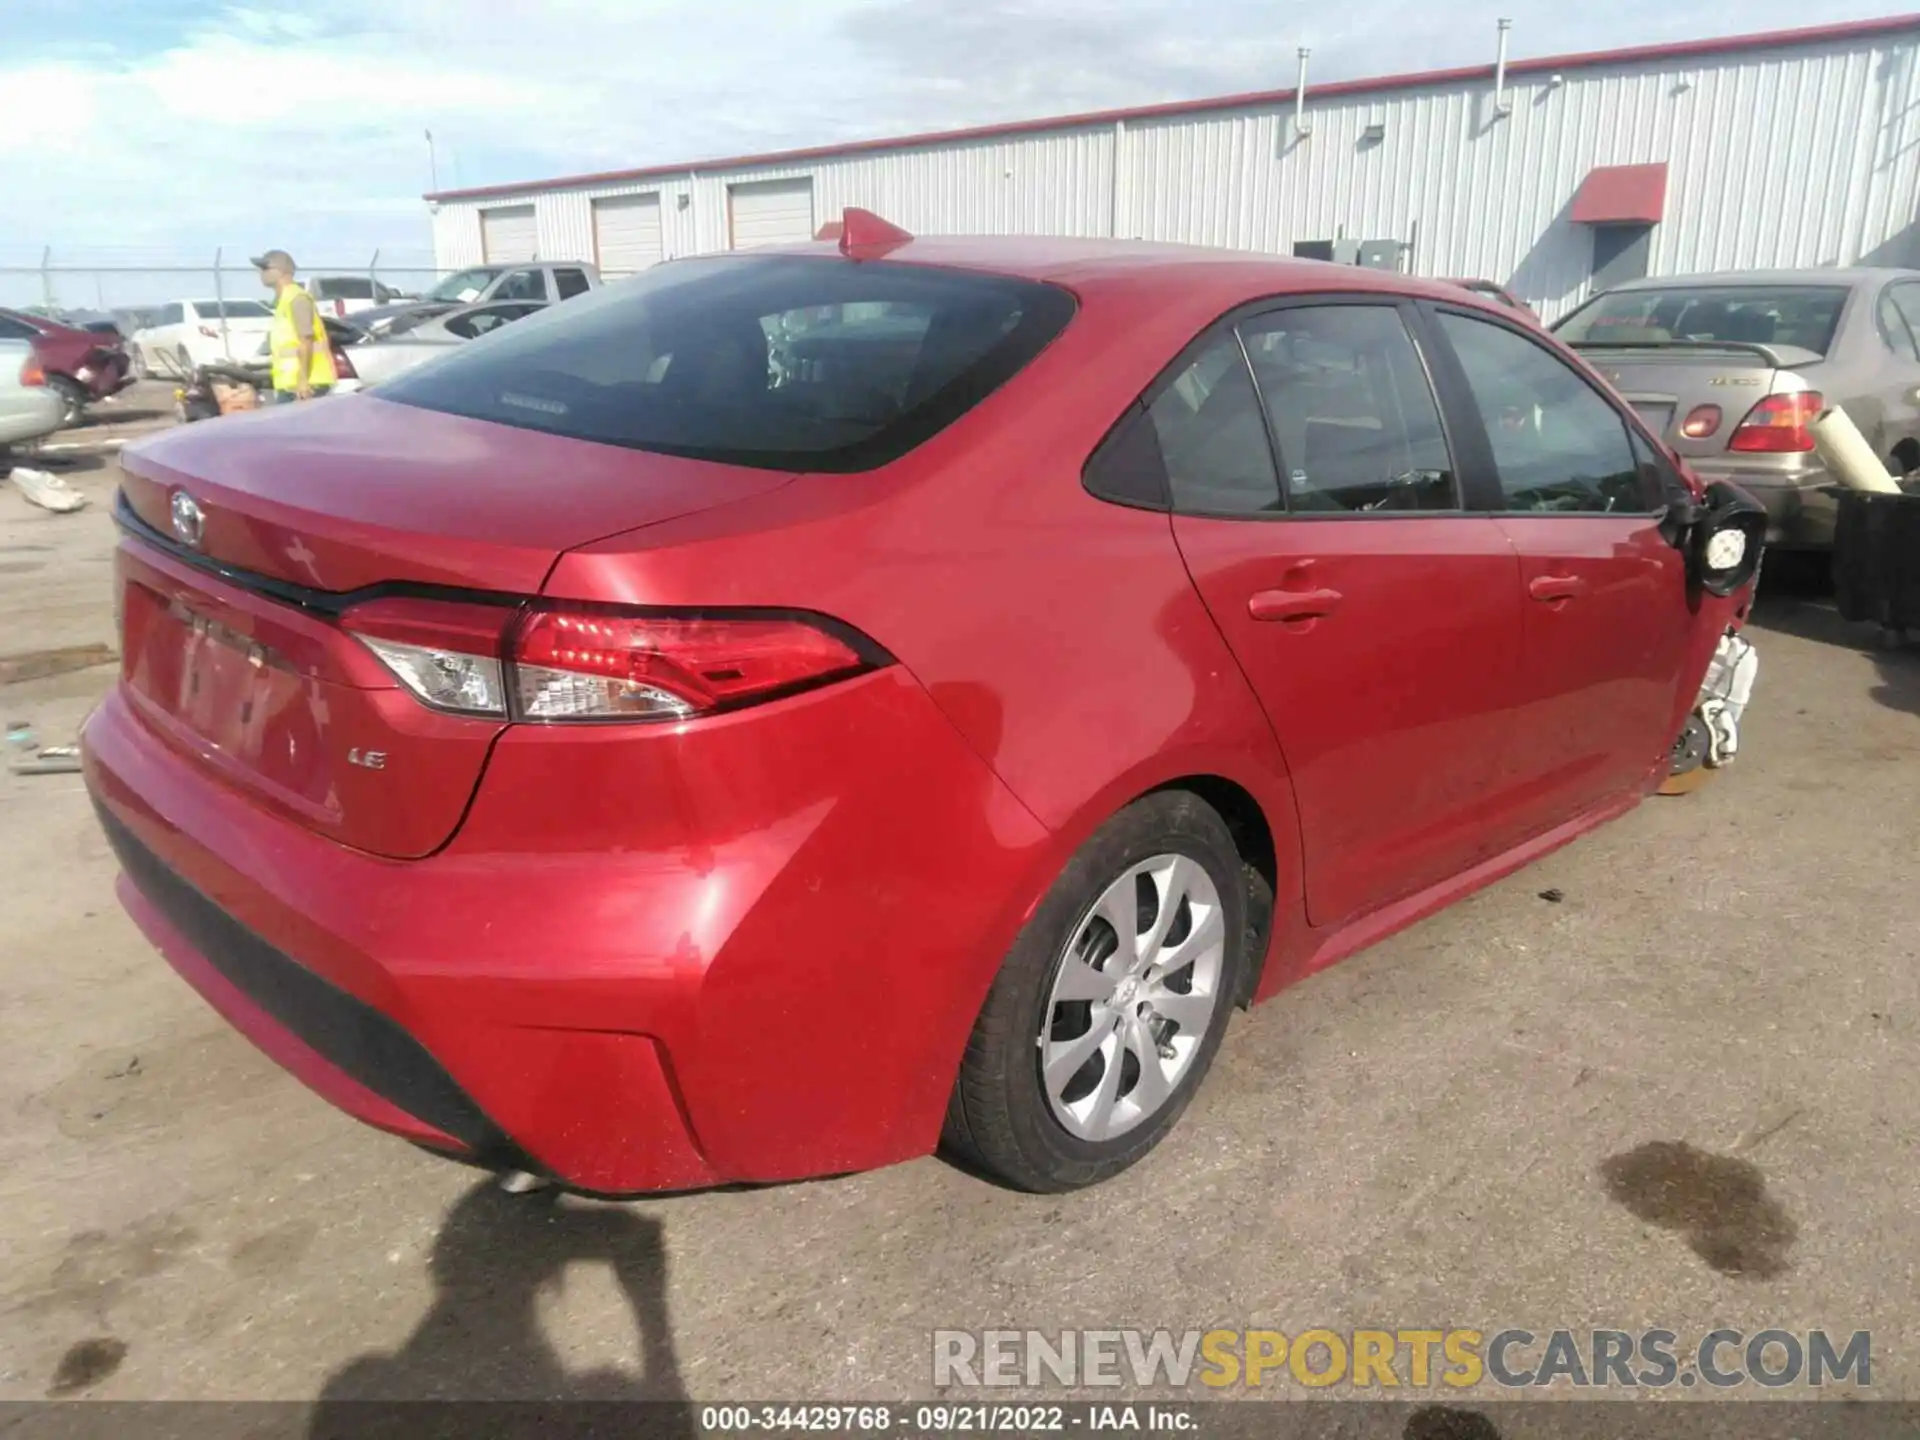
[[83, 212, 1765, 1195]]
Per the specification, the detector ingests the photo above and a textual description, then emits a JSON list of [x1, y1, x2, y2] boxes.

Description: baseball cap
[[250, 249, 295, 271]]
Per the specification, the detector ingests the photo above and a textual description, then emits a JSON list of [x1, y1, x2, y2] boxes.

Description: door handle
[[1248, 587, 1344, 622], [1528, 574, 1589, 603]]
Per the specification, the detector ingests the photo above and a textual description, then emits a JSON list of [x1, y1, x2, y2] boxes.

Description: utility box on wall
[[1356, 240, 1404, 271]]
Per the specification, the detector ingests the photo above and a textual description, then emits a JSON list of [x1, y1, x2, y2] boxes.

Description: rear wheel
[[943, 791, 1247, 1192], [49, 376, 88, 428]]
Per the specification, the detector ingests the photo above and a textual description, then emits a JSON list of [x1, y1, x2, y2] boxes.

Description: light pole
[[426, 128, 439, 192]]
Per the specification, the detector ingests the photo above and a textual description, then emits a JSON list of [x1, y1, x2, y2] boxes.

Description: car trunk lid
[[1566, 341, 1823, 460], [114, 396, 797, 857]]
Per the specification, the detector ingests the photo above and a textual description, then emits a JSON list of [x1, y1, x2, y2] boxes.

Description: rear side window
[[1437, 312, 1648, 514], [1147, 336, 1281, 514], [1886, 284, 1920, 361], [202, 300, 272, 319], [378, 255, 1076, 472], [1240, 305, 1457, 512], [554, 268, 591, 299], [493, 269, 549, 302]]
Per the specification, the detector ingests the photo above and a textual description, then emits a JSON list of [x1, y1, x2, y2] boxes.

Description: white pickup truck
[[350, 262, 602, 335]]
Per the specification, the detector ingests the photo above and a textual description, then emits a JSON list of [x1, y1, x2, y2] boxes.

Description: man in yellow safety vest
[[252, 249, 337, 403]]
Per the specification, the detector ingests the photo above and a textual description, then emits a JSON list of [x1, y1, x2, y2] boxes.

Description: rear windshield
[[376, 255, 1077, 472], [1554, 285, 1848, 356]]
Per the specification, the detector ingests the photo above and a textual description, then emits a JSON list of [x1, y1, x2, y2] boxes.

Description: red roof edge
[[1570, 162, 1671, 225], [424, 14, 1920, 203]]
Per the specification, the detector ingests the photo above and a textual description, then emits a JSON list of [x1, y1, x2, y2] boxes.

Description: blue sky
[[0, 0, 1905, 307]]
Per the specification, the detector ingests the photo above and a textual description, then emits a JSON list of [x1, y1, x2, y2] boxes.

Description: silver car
[[1553, 268, 1920, 549], [345, 300, 548, 386], [0, 339, 64, 456]]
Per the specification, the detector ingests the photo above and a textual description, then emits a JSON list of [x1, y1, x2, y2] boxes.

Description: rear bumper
[[82, 668, 1053, 1194], [1690, 458, 1836, 550]]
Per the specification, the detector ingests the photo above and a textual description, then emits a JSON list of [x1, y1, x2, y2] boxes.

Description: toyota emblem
[[171, 491, 205, 548]]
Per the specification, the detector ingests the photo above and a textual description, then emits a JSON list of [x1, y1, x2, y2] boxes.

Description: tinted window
[[493, 269, 549, 302], [1240, 305, 1457, 512], [442, 304, 540, 339], [379, 254, 1075, 472], [160, 304, 184, 327], [1627, 426, 1685, 506], [199, 300, 272, 319], [319, 277, 375, 300], [1888, 285, 1920, 361], [0, 315, 33, 341], [554, 268, 591, 300], [1438, 312, 1647, 514], [1554, 284, 1847, 357], [1149, 336, 1280, 514], [1083, 404, 1170, 510]]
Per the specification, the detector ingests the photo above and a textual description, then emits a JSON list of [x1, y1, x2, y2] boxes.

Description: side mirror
[[1690, 480, 1767, 597]]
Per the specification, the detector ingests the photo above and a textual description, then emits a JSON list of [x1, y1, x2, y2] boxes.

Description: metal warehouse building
[[427, 14, 1920, 322]]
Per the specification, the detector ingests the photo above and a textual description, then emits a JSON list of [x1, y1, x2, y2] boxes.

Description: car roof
[[756, 234, 1490, 316], [1601, 268, 1917, 292]]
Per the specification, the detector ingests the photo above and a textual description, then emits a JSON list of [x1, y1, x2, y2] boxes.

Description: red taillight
[[1728, 392, 1821, 453], [333, 298, 347, 318], [331, 345, 357, 380], [1680, 404, 1722, 439], [342, 598, 879, 723], [511, 609, 871, 722], [19, 355, 45, 387]]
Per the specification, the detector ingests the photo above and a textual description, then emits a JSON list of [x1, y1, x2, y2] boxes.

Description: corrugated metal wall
[[430, 27, 1920, 321]]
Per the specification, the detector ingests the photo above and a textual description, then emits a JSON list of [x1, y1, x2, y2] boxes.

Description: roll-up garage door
[[480, 205, 538, 262], [728, 179, 815, 249], [592, 194, 665, 275]]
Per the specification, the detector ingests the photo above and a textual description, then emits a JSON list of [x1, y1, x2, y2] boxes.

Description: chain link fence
[[0, 246, 448, 326]]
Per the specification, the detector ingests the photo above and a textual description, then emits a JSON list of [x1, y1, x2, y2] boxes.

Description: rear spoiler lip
[[1562, 338, 1824, 370]]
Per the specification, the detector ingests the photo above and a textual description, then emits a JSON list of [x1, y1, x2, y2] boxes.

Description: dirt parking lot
[[1, 398, 1917, 1412]]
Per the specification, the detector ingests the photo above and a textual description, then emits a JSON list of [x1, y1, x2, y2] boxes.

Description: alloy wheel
[[1038, 853, 1226, 1143]]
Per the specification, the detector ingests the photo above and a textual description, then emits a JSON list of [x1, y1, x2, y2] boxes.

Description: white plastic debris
[[10, 467, 88, 514], [1697, 632, 1759, 767]]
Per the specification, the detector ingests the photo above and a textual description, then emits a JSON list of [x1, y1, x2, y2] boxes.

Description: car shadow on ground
[[1747, 572, 1920, 720], [306, 1181, 694, 1439]]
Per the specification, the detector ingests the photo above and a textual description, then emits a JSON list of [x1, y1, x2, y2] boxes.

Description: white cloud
[[0, 0, 1904, 302]]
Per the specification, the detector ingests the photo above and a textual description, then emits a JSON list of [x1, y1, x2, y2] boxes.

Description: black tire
[[943, 790, 1248, 1192], [49, 375, 88, 428]]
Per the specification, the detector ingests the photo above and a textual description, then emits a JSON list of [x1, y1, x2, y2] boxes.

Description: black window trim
[[1418, 300, 1669, 519], [1082, 290, 1478, 523]]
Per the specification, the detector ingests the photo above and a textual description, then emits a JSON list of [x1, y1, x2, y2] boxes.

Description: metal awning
[[1569, 163, 1669, 225]]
